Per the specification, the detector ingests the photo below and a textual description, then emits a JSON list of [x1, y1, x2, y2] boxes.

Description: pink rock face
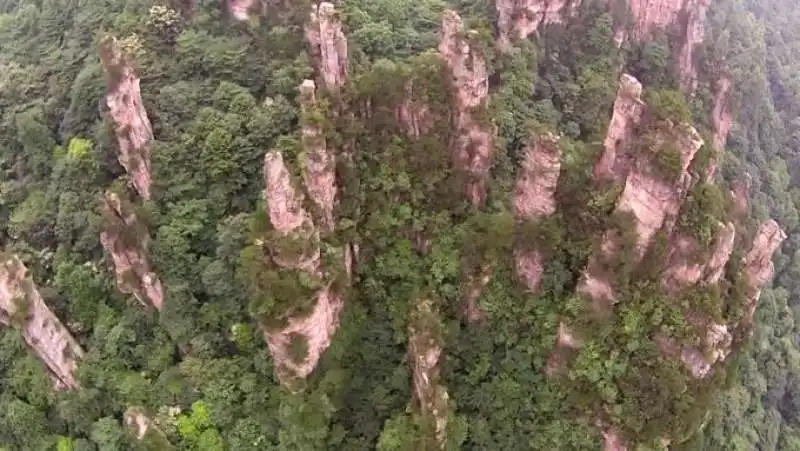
[[101, 40, 154, 201], [702, 222, 737, 284], [602, 428, 628, 451], [100, 191, 165, 310], [676, 0, 711, 92], [440, 10, 495, 206], [731, 174, 751, 218], [513, 133, 561, 292], [595, 74, 645, 183], [395, 80, 434, 139], [496, 0, 574, 48], [299, 80, 337, 231], [0, 255, 84, 389], [742, 220, 787, 320], [707, 76, 733, 180], [262, 150, 343, 382], [680, 323, 732, 378], [263, 152, 310, 234], [265, 287, 343, 380], [545, 322, 582, 376], [305, 2, 348, 91], [408, 299, 449, 445], [615, 124, 703, 258], [514, 134, 561, 218], [228, 0, 253, 20]]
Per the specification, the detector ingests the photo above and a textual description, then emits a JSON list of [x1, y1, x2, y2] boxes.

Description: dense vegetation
[[0, 0, 793, 449]]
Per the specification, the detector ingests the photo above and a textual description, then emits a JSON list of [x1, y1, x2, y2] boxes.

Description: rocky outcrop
[[299, 79, 337, 231], [496, 0, 576, 48], [0, 255, 83, 389], [100, 191, 164, 310], [742, 220, 787, 321], [305, 2, 348, 91], [594, 75, 645, 183], [662, 221, 736, 290], [514, 133, 561, 292], [707, 76, 733, 180], [228, 0, 254, 20], [261, 151, 343, 382], [395, 79, 435, 139], [439, 10, 495, 206], [99, 37, 154, 201], [409, 298, 449, 448]]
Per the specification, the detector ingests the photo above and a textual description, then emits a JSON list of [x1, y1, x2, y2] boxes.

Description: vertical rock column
[[513, 133, 561, 292], [99, 191, 165, 310], [594, 74, 645, 183], [496, 0, 577, 49], [741, 220, 787, 322], [99, 36, 155, 201], [439, 10, 495, 207], [706, 75, 733, 180], [0, 255, 84, 389], [261, 151, 343, 383], [408, 298, 450, 448]]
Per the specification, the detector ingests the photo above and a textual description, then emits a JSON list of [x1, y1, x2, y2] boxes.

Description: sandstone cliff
[[0, 255, 84, 389], [742, 219, 787, 322], [439, 10, 495, 206], [99, 36, 154, 201], [305, 2, 348, 91], [496, 0, 576, 48], [299, 79, 337, 232], [707, 75, 734, 180], [594, 74, 645, 183], [408, 298, 449, 448], [514, 133, 561, 292], [260, 151, 343, 383], [100, 191, 165, 310], [228, 0, 254, 20]]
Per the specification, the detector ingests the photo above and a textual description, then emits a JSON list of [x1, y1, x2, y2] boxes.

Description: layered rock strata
[[408, 298, 449, 448], [439, 10, 495, 206], [100, 191, 165, 310], [299, 79, 337, 232], [742, 220, 787, 321], [99, 37, 154, 201], [514, 133, 561, 292], [0, 255, 83, 389]]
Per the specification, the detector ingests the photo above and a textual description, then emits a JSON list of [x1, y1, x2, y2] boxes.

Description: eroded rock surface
[[595, 75, 645, 182], [0, 255, 83, 389], [228, 0, 253, 20], [99, 37, 154, 201], [707, 76, 733, 180], [299, 79, 337, 231], [261, 151, 343, 382], [742, 220, 787, 320], [409, 298, 449, 448], [305, 2, 348, 91], [514, 133, 561, 292], [100, 191, 165, 310], [496, 0, 575, 48], [440, 9, 495, 206]]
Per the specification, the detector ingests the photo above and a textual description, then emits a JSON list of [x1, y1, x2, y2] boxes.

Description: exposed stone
[[707, 76, 733, 180], [496, 0, 576, 48], [730, 174, 751, 218], [513, 133, 561, 292], [265, 286, 344, 381], [0, 255, 83, 389], [614, 123, 703, 259], [742, 220, 787, 320], [464, 264, 494, 322], [99, 37, 154, 201], [409, 298, 449, 448], [680, 323, 732, 378], [305, 2, 348, 91], [594, 74, 645, 183], [228, 0, 254, 20], [514, 133, 561, 218], [545, 322, 582, 376], [602, 427, 628, 451], [100, 191, 165, 310], [662, 221, 735, 290], [395, 79, 435, 139], [299, 79, 337, 231], [440, 9, 495, 206], [261, 150, 343, 382]]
